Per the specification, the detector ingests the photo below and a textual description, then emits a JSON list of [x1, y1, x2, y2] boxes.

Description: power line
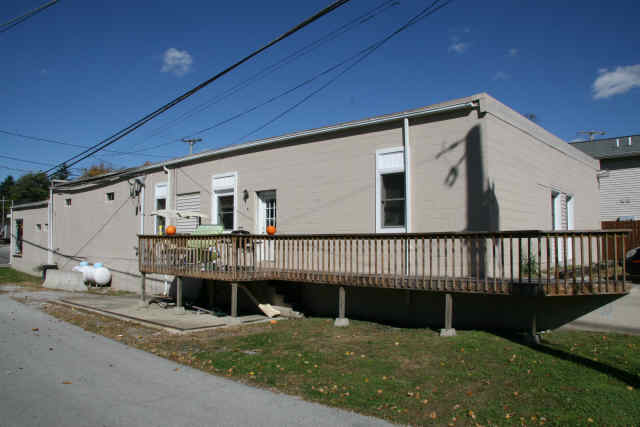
[[0, 164, 33, 174], [0, 129, 166, 158], [133, 0, 451, 154], [236, 0, 452, 143], [1, 0, 59, 34], [0, 153, 68, 168], [45, 0, 352, 177], [128, 0, 398, 148]]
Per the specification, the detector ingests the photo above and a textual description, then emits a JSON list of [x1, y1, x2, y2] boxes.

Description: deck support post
[[231, 282, 238, 318], [208, 281, 215, 308], [137, 272, 147, 307], [334, 286, 349, 327], [440, 293, 456, 336], [525, 307, 540, 345], [176, 276, 185, 314]]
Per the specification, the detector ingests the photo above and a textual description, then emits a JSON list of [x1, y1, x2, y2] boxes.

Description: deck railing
[[138, 230, 631, 296]]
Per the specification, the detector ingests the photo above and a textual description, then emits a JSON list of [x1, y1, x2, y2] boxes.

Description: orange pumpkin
[[266, 225, 276, 235], [166, 225, 177, 235]]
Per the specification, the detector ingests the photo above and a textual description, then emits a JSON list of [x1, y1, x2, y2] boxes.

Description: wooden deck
[[138, 230, 632, 297]]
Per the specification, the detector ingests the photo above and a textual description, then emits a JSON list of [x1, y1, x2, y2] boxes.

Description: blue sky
[[1, 0, 639, 182]]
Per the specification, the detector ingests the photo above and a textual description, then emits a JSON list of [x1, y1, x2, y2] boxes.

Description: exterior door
[[256, 190, 276, 262]]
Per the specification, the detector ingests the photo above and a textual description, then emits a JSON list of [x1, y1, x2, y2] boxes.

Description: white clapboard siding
[[176, 192, 201, 234], [599, 165, 640, 221]]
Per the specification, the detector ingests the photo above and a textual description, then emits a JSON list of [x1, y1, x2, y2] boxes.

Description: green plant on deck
[[519, 252, 540, 277]]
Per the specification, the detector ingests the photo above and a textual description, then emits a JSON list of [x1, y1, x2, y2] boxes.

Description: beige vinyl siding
[[10, 205, 49, 275], [599, 157, 640, 221], [37, 93, 602, 293], [480, 96, 600, 231]]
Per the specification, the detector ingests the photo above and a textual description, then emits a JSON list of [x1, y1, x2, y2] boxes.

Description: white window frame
[[154, 182, 168, 235], [376, 147, 406, 233], [211, 172, 238, 233]]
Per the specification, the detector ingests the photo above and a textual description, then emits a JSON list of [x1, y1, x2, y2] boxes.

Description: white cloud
[[508, 48, 518, 57], [161, 48, 193, 77], [449, 42, 469, 54], [592, 64, 640, 99], [493, 71, 510, 80]]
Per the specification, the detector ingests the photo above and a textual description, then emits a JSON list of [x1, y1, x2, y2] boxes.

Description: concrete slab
[[43, 271, 88, 292], [566, 285, 640, 335], [58, 295, 268, 333]]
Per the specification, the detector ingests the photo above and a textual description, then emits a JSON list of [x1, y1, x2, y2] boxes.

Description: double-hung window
[[212, 173, 237, 232], [376, 147, 406, 233]]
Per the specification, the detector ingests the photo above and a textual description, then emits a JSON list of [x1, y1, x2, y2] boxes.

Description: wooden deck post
[[525, 304, 540, 345], [231, 282, 238, 318], [138, 272, 147, 307], [334, 286, 349, 327], [208, 281, 215, 308], [176, 276, 185, 314], [440, 293, 456, 336]]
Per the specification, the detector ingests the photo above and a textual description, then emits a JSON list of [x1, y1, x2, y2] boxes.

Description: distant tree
[[0, 175, 15, 200], [50, 163, 70, 181], [80, 162, 115, 178], [10, 172, 50, 203]]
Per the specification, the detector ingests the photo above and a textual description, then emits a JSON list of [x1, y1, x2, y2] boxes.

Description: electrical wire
[[0, 0, 59, 34], [128, 0, 399, 148], [0, 129, 166, 158], [131, 0, 452, 154], [236, 0, 452, 143], [45, 0, 352, 177]]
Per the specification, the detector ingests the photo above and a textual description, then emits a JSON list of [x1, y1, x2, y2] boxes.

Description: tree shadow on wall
[[436, 125, 500, 277]]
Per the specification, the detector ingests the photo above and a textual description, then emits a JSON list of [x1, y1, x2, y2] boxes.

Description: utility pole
[[182, 138, 202, 155], [577, 131, 605, 141]]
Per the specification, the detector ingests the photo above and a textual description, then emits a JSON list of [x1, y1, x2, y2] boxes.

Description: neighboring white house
[[571, 134, 640, 221]]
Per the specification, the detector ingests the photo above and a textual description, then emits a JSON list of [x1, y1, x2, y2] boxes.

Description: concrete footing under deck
[[58, 295, 268, 333]]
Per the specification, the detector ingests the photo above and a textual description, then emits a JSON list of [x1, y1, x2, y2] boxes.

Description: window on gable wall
[[212, 173, 237, 232], [106, 192, 115, 201], [65, 198, 72, 207], [376, 148, 406, 232]]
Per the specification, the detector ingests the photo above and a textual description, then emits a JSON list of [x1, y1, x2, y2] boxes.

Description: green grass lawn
[[40, 302, 640, 426], [0, 267, 42, 286]]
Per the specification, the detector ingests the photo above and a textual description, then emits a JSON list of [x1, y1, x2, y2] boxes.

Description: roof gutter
[[55, 101, 478, 190]]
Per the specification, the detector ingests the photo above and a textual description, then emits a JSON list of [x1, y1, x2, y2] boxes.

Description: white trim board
[[376, 147, 407, 233], [211, 172, 238, 232]]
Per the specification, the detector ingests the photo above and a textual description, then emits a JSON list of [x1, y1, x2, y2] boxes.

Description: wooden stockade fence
[[138, 230, 632, 297], [602, 220, 640, 261]]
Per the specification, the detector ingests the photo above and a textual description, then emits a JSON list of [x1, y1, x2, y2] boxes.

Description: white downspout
[[403, 118, 411, 274], [139, 182, 145, 235], [48, 187, 53, 265], [163, 166, 173, 226], [403, 118, 411, 233], [9, 203, 13, 264]]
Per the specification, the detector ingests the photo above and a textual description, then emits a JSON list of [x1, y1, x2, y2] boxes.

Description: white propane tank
[[93, 263, 111, 286], [83, 265, 95, 283], [72, 261, 91, 282]]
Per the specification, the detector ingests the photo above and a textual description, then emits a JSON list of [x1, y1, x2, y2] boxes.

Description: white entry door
[[256, 190, 276, 262]]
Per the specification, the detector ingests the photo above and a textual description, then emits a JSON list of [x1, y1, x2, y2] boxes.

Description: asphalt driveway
[[0, 291, 390, 427]]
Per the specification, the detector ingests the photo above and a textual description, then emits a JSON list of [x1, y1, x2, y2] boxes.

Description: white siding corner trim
[[376, 147, 406, 233], [211, 172, 238, 232]]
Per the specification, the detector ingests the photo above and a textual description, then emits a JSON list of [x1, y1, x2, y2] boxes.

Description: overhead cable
[[45, 0, 352, 177]]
